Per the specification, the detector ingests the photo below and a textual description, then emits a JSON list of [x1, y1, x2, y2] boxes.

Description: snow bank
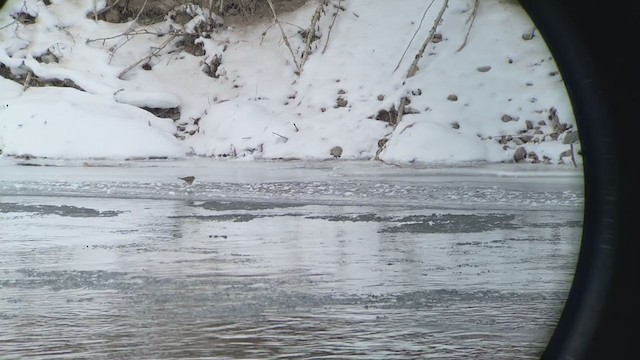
[[0, 87, 185, 159]]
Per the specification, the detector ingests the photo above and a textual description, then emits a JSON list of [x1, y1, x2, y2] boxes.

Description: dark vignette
[[518, 1, 635, 359]]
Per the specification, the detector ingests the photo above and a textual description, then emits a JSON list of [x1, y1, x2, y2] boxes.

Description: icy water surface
[[0, 160, 583, 359]]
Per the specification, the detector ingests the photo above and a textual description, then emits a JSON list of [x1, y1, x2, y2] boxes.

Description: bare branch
[[456, 0, 479, 52], [321, 0, 342, 54], [395, 0, 449, 128], [404, 0, 447, 79], [265, 0, 301, 74], [393, 0, 436, 74], [300, 0, 328, 70], [117, 34, 177, 79]]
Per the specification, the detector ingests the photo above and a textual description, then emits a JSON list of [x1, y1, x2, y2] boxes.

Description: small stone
[[377, 94, 384, 101], [377, 138, 388, 148], [538, 120, 547, 126], [526, 82, 534, 86], [525, 120, 533, 130], [320, 107, 326, 112], [501, 114, 514, 122], [142, 63, 152, 70], [432, 33, 443, 43], [513, 147, 527, 162], [519, 135, 533, 143], [337, 89, 346, 95], [514, 138, 525, 145], [477, 65, 492, 72], [447, 94, 458, 101], [330, 146, 343, 158], [522, 32, 534, 40], [411, 88, 422, 96], [534, 130, 544, 134], [451, 122, 460, 129], [336, 98, 348, 107]]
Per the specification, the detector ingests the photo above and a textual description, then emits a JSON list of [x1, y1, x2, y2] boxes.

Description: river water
[[0, 159, 583, 359]]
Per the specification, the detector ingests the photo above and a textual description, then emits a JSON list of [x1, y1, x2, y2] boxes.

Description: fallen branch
[[456, 0, 479, 52], [395, 0, 449, 128], [321, 0, 342, 54], [393, 0, 436, 73], [404, 0, 449, 79], [117, 34, 177, 79], [300, 0, 329, 70], [272, 132, 289, 141], [266, 0, 301, 74]]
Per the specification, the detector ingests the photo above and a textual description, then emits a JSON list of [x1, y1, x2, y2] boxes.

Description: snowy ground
[[0, 0, 579, 165]]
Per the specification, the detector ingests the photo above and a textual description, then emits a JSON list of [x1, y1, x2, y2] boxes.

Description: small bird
[[178, 176, 195, 185]]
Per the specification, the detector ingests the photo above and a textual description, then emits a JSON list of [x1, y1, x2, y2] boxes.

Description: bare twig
[[404, 0, 448, 79], [456, 0, 479, 52], [131, 0, 149, 25], [272, 132, 289, 141], [395, 0, 449, 128], [266, 0, 301, 74], [88, 0, 121, 18], [393, 0, 435, 73], [117, 34, 177, 79], [300, 0, 329, 70], [321, 0, 342, 54], [0, 19, 18, 30], [86, 29, 171, 44], [22, 71, 32, 91]]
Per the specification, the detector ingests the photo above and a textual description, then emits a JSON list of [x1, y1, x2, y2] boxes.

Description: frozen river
[[0, 159, 583, 359]]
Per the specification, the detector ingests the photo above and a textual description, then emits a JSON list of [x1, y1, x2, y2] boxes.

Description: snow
[[0, 0, 580, 166]]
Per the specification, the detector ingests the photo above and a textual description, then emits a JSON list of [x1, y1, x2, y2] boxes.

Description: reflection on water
[[0, 166, 582, 359]]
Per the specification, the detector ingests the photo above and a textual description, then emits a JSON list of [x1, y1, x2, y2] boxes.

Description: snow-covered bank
[[0, 0, 580, 166]]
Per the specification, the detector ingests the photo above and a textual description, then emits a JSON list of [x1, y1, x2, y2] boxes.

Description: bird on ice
[[178, 176, 195, 185]]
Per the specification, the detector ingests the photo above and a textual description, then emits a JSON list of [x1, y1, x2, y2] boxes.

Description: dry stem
[[266, 0, 301, 74], [300, 0, 328, 70], [321, 0, 342, 54], [117, 34, 177, 79], [456, 0, 479, 52]]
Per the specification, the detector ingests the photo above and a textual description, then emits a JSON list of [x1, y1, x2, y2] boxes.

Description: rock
[[513, 147, 527, 162], [522, 32, 534, 40], [336, 98, 348, 107], [432, 33, 443, 43], [501, 114, 515, 122], [538, 120, 547, 126], [477, 65, 492, 73], [330, 146, 343, 158], [377, 94, 384, 101], [519, 135, 533, 143], [525, 120, 533, 130], [447, 94, 458, 101], [451, 122, 460, 130]]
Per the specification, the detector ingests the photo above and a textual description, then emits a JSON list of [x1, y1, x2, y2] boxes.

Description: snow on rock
[[0, 87, 185, 159], [114, 90, 182, 109]]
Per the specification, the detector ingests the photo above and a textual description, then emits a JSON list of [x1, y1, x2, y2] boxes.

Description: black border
[[519, 1, 635, 359]]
